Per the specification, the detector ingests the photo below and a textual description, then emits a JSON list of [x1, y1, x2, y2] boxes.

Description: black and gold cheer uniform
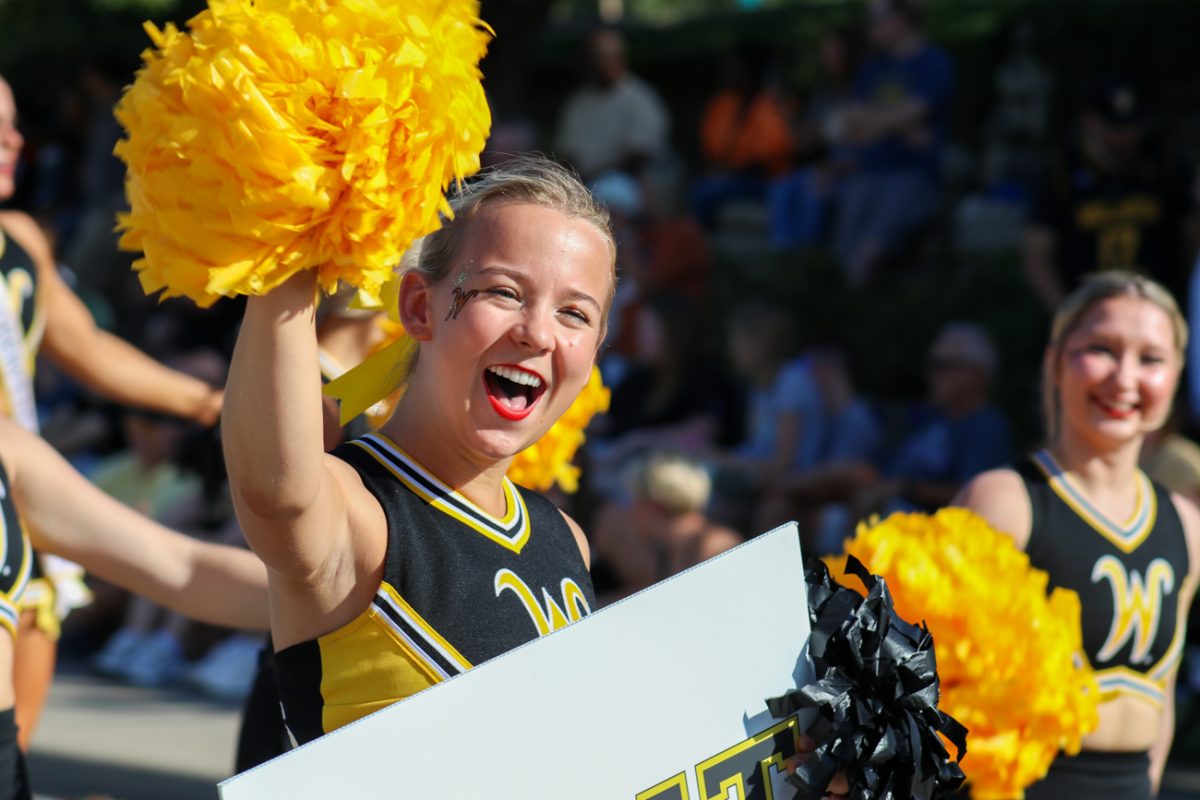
[[0, 454, 32, 798], [0, 228, 38, 634], [274, 433, 595, 744], [0, 226, 44, 407], [0, 223, 87, 637], [0, 457, 32, 640], [1018, 449, 1190, 799]]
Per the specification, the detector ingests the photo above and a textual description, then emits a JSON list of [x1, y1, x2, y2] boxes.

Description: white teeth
[[487, 365, 543, 388]]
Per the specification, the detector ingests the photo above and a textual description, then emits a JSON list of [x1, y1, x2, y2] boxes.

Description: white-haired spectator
[[591, 451, 741, 603]]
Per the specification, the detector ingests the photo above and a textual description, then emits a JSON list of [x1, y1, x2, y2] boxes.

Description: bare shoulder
[[0, 210, 52, 261], [697, 524, 742, 561], [1169, 492, 1200, 585], [558, 509, 591, 568], [952, 467, 1032, 550]]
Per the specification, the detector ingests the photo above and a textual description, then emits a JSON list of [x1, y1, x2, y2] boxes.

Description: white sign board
[[221, 523, 812, 799]]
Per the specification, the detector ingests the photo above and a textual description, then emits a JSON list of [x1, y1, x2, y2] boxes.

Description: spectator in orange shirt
[[690, 45, 796, 228]]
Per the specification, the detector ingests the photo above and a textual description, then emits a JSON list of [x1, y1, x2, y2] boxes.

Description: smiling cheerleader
[[956, 271, 1200, 799], [223, 158, 617, 743]]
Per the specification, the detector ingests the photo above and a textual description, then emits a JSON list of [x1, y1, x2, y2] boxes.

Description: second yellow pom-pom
[[826, 508, 1100, 799]]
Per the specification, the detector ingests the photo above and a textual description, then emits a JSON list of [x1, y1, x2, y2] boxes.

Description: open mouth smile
[[484, 364, 547, 421], [1092, 396, 1139, 420]]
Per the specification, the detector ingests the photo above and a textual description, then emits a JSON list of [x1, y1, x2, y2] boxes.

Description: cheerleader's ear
[[397, 270, 435, 342]]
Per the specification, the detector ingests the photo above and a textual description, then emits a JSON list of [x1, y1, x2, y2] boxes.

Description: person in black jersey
[[956, 271, 1200, 799], [221, 157, 614, 744], [0, 415, 268, 799], [1022, 79, 1194, 312], [220, 152, 850, 797]]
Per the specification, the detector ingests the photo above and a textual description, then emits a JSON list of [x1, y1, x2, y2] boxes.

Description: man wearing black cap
[[1023, 77, 1194, 309]]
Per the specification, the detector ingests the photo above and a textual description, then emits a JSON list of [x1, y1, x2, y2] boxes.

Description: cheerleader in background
[[956, 271, 1199, 799], [0, 75, 224, 748]]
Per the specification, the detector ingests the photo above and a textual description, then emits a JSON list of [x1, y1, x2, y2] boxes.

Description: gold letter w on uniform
[[495, 569, 591, 637], [1092, 556, 1174, 664]]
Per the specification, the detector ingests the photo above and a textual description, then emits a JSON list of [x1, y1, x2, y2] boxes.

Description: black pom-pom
[[766, 556, 967, 800]]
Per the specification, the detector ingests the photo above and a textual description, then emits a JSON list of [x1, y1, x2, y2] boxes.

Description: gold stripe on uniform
[[1095, 666, 1166, 708], [374, 583, 473, 676], [1033, 450, 1156, 554], [351, 434, 531, 554]]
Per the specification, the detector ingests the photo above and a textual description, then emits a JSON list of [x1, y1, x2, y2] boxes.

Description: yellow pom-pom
[[507, 366, 611, 493], [115, 0, 492, 307], [825, 509, 1100, 799]]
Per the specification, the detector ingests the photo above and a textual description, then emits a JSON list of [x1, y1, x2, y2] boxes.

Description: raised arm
[[0, 212, 223, 425], [0, 417, 268, 630], [223, 271, 379, 583]]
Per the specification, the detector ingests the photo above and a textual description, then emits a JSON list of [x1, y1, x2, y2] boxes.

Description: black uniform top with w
[[1018, 450, 1190, 708], [0, 455, 32, 800], [274, 433, 595, 744], [1017, 450, 1190, 799]]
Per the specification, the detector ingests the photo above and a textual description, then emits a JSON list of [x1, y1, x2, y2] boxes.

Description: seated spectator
[[706, 301, 830, 533], [722, 301, 823, 478], [769, 26, 865, 249], [760, 346, 883, 553], [591, 451, 741, 603], [589, 292, 744, 500], [856, 322, 1011, 513], [690, 45, 795, 228], [830, 0, 955, 287], [1024, 77, 1194, 311], [594, 174, 715, 423], [554, 27, 669, 183]]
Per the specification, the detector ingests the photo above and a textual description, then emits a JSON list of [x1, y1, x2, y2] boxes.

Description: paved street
[[29, 666, 240, 800]]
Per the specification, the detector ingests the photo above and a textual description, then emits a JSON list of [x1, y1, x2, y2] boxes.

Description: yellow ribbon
[[322, 334, 416, 425], [323, 274, 412, 425]]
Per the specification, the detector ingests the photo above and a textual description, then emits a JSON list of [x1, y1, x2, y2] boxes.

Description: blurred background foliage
[[3, 0, 1198, 152]]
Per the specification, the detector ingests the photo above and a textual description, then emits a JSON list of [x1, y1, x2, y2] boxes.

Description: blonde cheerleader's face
[[0, 79, 23, 202], [1055, 294, 1180, 448], [408, 201, 612, 461]]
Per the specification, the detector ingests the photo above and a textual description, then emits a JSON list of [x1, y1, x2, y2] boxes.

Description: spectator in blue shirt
[[858, 322, 1012, 513], [725, 301, 824, 477], [829, 0, 955, 287], [707, 301, 824, 533]]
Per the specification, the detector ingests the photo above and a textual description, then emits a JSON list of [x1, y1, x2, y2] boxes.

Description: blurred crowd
[[4, 0, 1200, 719]]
